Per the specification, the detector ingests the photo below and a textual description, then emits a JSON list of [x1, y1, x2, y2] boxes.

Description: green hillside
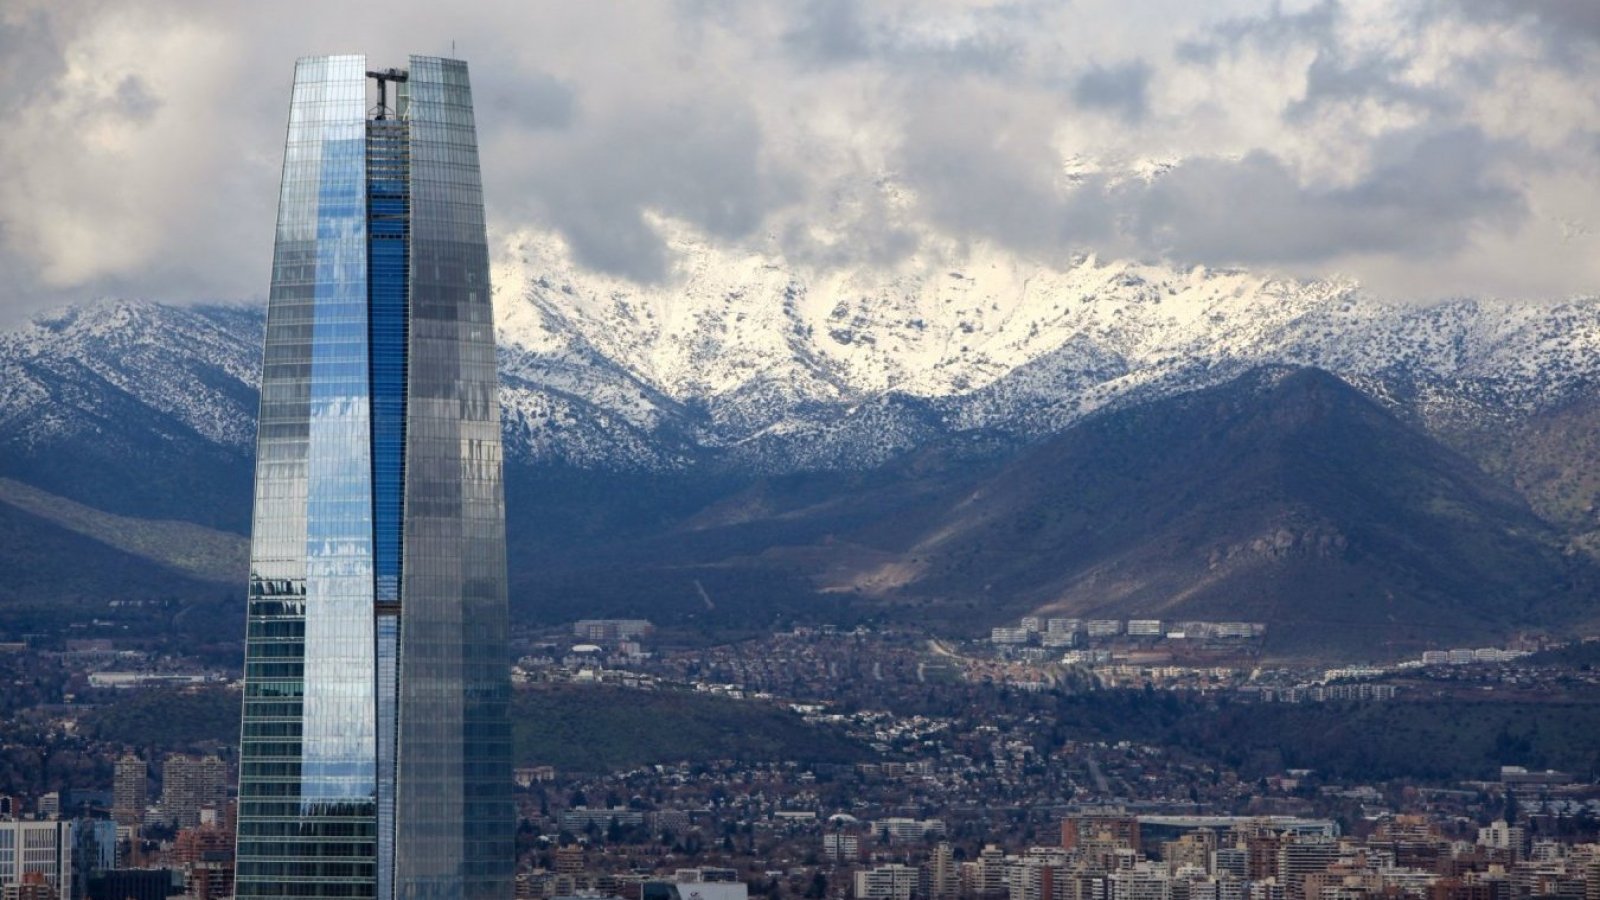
[[513, 683, 869, 773], [1047, 692, 1600, 781]]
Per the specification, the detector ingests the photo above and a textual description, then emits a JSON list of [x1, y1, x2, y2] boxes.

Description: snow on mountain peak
[[487, 222, 1600, 468], [6, 234, 1599, 473], [0, 301, 262, 451]]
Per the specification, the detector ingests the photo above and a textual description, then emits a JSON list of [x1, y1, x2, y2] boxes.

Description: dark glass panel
[[393, 56, 513, 900]]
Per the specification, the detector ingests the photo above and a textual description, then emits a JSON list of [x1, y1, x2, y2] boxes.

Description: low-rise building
[[856, 865, 918, 900]]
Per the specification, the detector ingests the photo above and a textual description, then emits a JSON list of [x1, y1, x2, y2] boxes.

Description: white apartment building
[[856, 865, 918, 900]]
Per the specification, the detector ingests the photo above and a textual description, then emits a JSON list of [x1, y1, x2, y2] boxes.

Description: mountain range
[[3, 238, 1599, 659]]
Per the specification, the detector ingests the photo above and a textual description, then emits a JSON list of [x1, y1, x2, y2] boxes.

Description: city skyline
[[3, 6, 1600, 900], [235, 54, 512, 900]]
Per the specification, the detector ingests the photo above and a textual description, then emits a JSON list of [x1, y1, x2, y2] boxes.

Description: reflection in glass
[[236, 54, 510, 900]]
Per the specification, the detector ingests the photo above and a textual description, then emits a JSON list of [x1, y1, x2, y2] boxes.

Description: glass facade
[[237, 54, 511, 900], [392, 56, 514, 900]]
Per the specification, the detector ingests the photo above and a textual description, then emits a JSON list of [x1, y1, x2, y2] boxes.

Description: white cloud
[[0, 0, 1595, 323]]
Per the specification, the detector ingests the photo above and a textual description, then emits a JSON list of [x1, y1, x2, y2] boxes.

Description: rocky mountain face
[[0, 302, 259, 532], [859, 368, 1593, 656], [3, 244, 1599, 657], [488, 233, 1600, 473], [503, 367, 1598, 659]]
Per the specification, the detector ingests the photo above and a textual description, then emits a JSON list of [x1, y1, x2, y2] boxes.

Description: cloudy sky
[[1, 0, 1597, 323]]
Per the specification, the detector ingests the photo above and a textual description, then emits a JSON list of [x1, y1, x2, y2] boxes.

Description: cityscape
[[2, 618, 1599, 900], [3, 4, 1600, 900]]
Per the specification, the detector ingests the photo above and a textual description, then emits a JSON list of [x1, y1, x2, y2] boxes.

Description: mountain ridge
[[6, 246, 1600, 657], [488, 230, 1600, 472], [888, 366, 1591, 654]]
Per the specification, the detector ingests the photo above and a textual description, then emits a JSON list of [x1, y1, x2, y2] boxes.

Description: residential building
[[161, 756, 226, 830], [822, 833, 859, 864], [112, 756, 146, 829], [1109, 865, 1172, 900], [1276, 839, 1339, 900], [856, 865, 918, 900], [928, 842, 959, 900], [174, 825, 235, 900], [1478, 823, 1526, 862], [976, 845, 1010, 898]]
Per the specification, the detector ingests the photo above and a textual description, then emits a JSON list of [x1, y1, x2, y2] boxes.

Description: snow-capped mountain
[[4, 232, 1598, 478], [0, 301, 262, 453], [0, 301, 261, 530], [487, 227, 1600, 470], [7, 243, 1600, 656]]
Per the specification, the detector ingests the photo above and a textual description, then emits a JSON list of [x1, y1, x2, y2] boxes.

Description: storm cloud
[[0, 0, 1595, 321], [1073, 62, 1153, 122], [1129, 127, 1526, 265]]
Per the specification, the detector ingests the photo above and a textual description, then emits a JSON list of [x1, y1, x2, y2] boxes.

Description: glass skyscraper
[[235, 55, 512, 900]]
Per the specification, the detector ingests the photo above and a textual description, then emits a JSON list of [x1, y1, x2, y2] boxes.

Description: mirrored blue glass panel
[[238, 53, 509, 900]]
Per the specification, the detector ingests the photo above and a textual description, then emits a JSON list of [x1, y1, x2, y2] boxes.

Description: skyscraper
[[235, 55, 511, 900]]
